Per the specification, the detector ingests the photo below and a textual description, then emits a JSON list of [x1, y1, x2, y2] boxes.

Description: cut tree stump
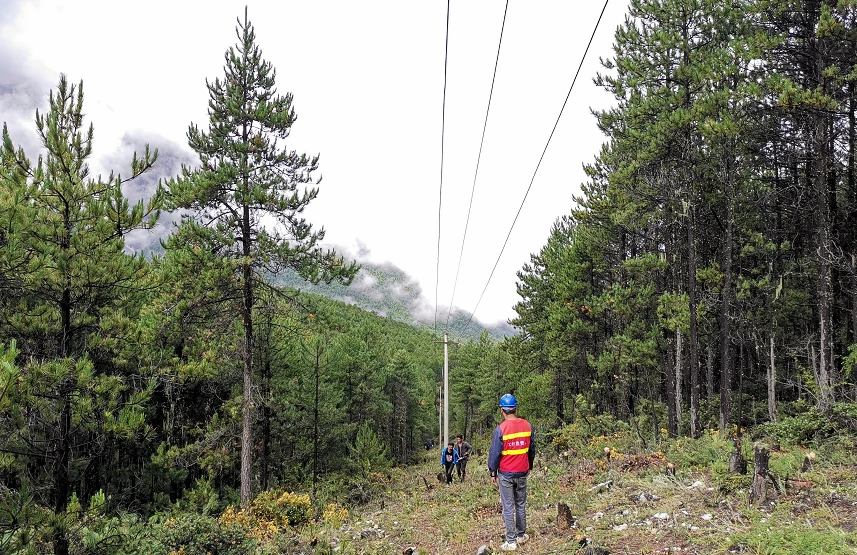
[[800, 451, 815, 473], [557, 502, 575, 530], [749, 443, 770, 505], [728, 438, 747, 474]]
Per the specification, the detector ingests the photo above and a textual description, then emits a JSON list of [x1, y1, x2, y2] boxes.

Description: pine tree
[[0, 75, 160, 555], [166, 9, 358, 505]]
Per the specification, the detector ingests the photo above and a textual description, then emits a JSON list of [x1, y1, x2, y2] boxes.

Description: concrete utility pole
[[438, 384, 442, 451], [443, 333, 449, 448]]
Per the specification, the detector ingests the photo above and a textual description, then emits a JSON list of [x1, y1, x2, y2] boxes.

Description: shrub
[[757, 410, 835, 445], [128, 512, 256, 555], [321, 503, 349, 528], [250, 489, 312, 528], [550, 413, 632, 458], [662, 429, 732, 470], [213, 489, 312, 543]]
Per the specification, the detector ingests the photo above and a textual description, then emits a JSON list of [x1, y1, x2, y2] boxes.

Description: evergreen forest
[[3, 1, 857, 553]]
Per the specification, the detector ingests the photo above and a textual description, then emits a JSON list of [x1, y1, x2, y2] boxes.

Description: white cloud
[[1, 0, 627, 326]]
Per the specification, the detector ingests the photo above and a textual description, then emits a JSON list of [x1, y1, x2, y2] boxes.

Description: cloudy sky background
[[0, 0, 629, 327]]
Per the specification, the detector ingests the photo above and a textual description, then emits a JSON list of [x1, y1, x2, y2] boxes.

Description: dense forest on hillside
[[510, 0, 857, 435], [3, 0, 857, 553], [271, 263, 516, 342]]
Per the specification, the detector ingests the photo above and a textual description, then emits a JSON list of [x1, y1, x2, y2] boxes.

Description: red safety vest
[[498, 417, 532, 474]]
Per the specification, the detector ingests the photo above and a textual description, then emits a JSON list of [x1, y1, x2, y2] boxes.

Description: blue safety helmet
[[499, 393, 517, 409]]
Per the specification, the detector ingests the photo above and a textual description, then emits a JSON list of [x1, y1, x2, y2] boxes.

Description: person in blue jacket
[[440, 441, 459, 484], [488, 394, 535, 551]]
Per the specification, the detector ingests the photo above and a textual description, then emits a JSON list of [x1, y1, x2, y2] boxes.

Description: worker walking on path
[[440, 442, 459, 485], [455, 434, 472, 482], [487, 394, 535, 552]]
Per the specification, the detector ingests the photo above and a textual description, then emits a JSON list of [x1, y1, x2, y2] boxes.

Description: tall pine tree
[[0, 75, 160, 555], [166, 9, 358, 505]]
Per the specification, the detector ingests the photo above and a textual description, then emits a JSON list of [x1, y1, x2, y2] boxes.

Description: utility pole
[[443, 333, 449, 448], [438, 384, 442, 451], [435, 333, 455, 449]]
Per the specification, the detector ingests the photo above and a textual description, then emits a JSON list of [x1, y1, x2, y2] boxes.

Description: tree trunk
[[811, 37, 835, 412], [555, 364, 565, 428], [849, 84, 857, 346], [737, 337, 744, 436], [666, 333, 678, 437], [313, 344, 321, 493], [720, 156, 735, 436], [750, 444, 770, 505], [768, 336, 777, 423], [53, 385, 71, 555], [54, 279, 72, 555], [706, 341, 715, 402], [261, 358, 271, 492], [687, 207, 700, 437], [240, 199, 254, 505], [675, 329, 683, 435]]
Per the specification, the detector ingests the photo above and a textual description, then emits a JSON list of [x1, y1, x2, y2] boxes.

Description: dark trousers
[[456, 457, 468, 480], [444, 462, 455, 484]]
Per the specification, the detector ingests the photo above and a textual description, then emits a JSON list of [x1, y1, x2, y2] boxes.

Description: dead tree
[[728, 438, 747, 474], [557, 502, 576, 530], [800, 451, 815, 473], [750, 443, 770, 505]]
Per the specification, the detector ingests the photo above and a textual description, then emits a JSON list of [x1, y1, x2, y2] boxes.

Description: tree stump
[[557, 502, 576, 530], [750, 443, 770, 505], [800, 451, 815, 473], [728, 438, 747, 474]]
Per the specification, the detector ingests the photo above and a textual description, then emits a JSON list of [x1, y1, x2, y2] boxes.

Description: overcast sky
[[1, 0, 629, 327]]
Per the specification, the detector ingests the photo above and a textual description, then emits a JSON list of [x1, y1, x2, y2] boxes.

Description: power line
[[434, 0, 451, 334], [462, 0, 610, 335], [445, 0, 510, 331]]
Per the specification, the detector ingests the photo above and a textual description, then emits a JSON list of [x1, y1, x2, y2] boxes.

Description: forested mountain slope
[[273, 260, 517, 342]]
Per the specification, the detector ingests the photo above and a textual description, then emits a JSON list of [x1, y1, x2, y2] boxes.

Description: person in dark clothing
[[487, 394, 535, 552], [440, 442, 459, 485], [455, 434, 473, 482]]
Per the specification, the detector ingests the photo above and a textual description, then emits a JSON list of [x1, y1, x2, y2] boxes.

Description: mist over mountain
[[270, 260, 518, 342]]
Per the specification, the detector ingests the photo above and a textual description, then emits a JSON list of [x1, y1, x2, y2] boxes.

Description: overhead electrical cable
[[434, 0, 451, 333], [461, 0, 610, 335], [445, 0, 510, 331]]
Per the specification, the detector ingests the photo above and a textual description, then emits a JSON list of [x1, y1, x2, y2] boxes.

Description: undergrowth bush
[[712, 460, 751, 493], [550, 413, 633, 458], [128, 512, 256, 555], [216, 489, 312, 543], [756, 410, 836, 445], [662, 429, 731, 470]]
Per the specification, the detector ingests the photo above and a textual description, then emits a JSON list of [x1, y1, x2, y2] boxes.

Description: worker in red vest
[[487, 394, 535, 552]]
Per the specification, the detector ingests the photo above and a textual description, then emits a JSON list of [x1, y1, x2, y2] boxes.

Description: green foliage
[[249, 489, 312, 527], [844, 343, 857, 380], [711, 460, 752, 494], [728, 522, 855, 554], [350, 424, 392, 478], [345, 424, 392, 505], [128, 512, 256, 555], [757, 411, 836, 445], [176, 478, 221, 515], [662, 430, 732, 470], [549, 410, 633, 458]]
